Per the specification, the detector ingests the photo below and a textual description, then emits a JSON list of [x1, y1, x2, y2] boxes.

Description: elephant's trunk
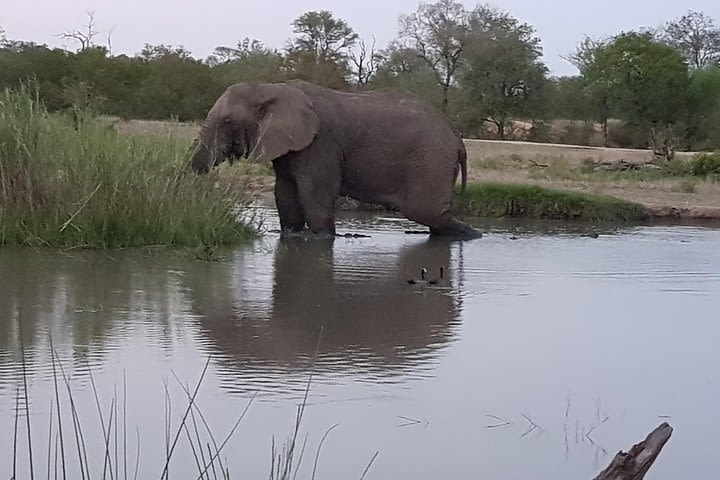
[[189, 139, 214, 174]]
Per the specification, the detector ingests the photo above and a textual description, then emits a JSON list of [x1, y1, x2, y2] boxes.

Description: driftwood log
[[593, 423, 673, 480]]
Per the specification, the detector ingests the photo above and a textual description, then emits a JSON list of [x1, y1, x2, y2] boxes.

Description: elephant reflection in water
[[187, 236, 463, 377]]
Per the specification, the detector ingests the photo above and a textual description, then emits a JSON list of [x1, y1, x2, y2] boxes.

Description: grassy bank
[[453, 182, 649, 221], [0, 86, 254, 248]]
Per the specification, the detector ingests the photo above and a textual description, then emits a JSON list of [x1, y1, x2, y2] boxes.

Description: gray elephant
[[190, 80, 481, 239]]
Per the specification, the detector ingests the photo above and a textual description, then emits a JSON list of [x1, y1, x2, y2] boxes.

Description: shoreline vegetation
[[0, 87, 255, 248], [453, 183, 649, 222]]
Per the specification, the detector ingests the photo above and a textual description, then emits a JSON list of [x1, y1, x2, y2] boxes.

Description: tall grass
[[0, 85, 254, 248], [454, 182, 649, 222]]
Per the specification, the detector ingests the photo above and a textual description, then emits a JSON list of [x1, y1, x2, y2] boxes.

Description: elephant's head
[[190, 83, 320, 173]]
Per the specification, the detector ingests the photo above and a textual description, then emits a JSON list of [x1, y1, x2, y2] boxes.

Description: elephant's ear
[[252, 85, 319, 162]]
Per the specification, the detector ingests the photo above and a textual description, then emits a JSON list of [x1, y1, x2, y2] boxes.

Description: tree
[[545, 76, 592, 120], [370, 44, 444, 106], [583, 32, 689, 156], [290, 10, 357, 62], [285, 11, 358, 88], [348, 37, 382, 85], [138, 44, 192, 61], [459, 5, 547, 139], [208, 38, 284, 85], [571, 37, 613, 144], [397, 0, 470, 111], [134, 44, 219, 120], [686, 66, 720, 149], [59, 11, 100, 51], [663, 10, 720, 69], [563, 36, 605, 72]]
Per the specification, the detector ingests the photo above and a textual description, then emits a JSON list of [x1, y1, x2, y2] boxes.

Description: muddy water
[[1, 212, 719, 479]]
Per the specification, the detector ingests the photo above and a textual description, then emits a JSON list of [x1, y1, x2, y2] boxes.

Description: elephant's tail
[[458, 140, 468, 194]]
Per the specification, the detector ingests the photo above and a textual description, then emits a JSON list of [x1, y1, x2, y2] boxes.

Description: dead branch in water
[[593, 422, 673, 480]]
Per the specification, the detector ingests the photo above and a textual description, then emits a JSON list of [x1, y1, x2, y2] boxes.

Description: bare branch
[[349, 36, 381, 85], [59, 10, 99, 51]]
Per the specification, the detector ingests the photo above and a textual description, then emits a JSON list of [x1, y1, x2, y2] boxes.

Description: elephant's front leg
[[274, 175, 306, 233], [295, 176, 338, 235]]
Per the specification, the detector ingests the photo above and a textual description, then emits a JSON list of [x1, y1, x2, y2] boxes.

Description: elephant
[[189, 80, 482, 240]]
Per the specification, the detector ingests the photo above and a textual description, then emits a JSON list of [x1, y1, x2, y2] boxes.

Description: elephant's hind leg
[[403, 195, 482, 240], [274, 175, 306, 232], [429, 218, 483, 239]]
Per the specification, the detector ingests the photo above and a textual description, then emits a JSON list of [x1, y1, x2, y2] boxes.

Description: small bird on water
[[407, 266, 445, 285], [407, 267, 429, 284]]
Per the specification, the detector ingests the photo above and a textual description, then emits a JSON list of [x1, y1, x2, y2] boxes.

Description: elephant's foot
[[306, 215, 336, 236], [429, 219, 483, 240], [280, 228, 336, 241]]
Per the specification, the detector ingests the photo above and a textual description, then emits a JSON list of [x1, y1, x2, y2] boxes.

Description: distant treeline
[[1, 2, 719, 151]]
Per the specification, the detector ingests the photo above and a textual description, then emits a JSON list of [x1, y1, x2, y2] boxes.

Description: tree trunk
[[497, 120, 506, 140], [602, 118, 608, 147], [593, 423, 673, 480]]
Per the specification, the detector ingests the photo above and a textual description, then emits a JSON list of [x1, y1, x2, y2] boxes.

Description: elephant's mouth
[[228, 133, 254, 162]]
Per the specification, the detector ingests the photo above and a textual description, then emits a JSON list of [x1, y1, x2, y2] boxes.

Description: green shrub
[[0, 85, 254, 248], [453, 183, 648, 221], [606, 122, 648, 149], [689, 152, 720, 176]]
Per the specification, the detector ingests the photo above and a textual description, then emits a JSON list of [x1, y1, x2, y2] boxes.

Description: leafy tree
[[584, 33, 689, 155], [138, 43, 193, 61], [396, 0, 470, 110], [370, 45, 444, 106], [285, 10, 357, 87], [687, 66, 720, 148], [134, 44, 219, 120], [564, 36, 605, 72], [0, 42, 72, 110], [208, 38, 284, 85], [606, 33, 688, 126], [545, 76, 591, 120], [459, 5, 547, 139], [572, 38, 613, 144], [663, 10, 720, 69], [290, 10, 357, 61]]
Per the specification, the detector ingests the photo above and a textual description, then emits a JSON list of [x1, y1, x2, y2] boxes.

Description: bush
[[557, 121, 595, 146], [0, 85, 254, 248], [689, 152, 720, 176], [607, 122, 648, 149]]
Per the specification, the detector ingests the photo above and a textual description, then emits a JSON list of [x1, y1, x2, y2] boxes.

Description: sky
[[2, 0, 719, 77]]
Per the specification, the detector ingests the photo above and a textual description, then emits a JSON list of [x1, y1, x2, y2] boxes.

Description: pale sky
[[2, 0, 719, 77]]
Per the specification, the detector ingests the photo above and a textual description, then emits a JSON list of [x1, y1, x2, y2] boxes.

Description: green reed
[[0, 84, 254, 248], [454, 182, 649, 222]]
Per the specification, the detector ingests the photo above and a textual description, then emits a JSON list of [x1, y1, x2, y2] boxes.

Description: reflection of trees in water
[[0, 250, 193, 387], [185, 236, 464, 395]]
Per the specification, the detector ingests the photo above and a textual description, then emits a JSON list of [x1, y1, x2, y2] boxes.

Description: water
[[1, 211, 719, 479]]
